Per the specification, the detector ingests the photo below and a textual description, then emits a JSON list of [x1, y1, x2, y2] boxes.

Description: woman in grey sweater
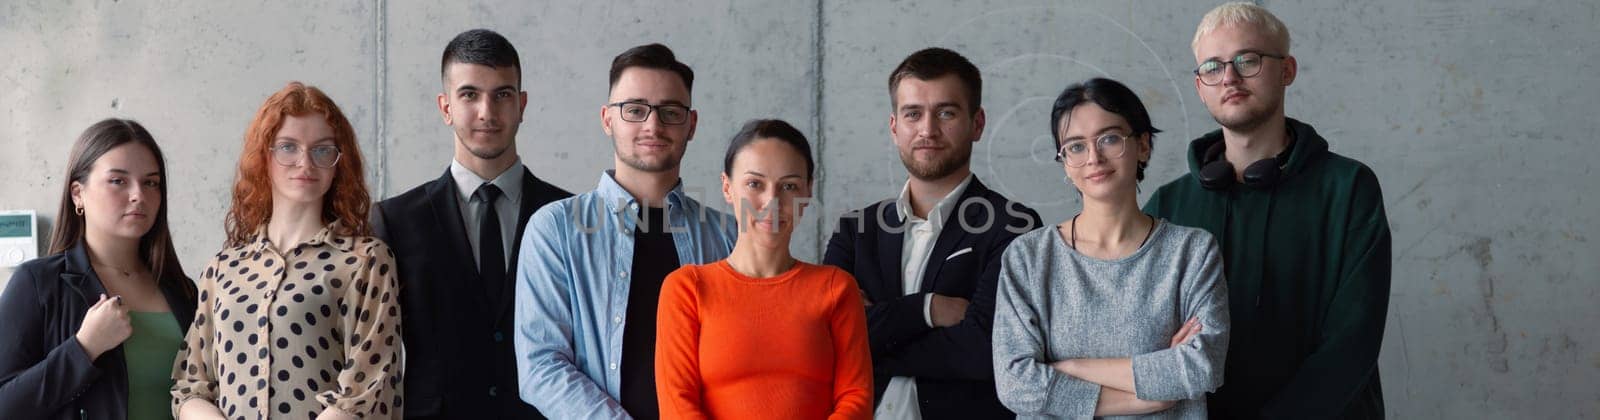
[[993, 78, 1229, 419]]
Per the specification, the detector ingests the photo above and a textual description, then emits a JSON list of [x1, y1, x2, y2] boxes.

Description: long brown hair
[[49, 118, 190, 288], [224, 81, 372, 246]]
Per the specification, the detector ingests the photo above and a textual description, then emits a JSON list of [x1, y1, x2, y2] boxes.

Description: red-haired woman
[[172, 82, 401, 420]]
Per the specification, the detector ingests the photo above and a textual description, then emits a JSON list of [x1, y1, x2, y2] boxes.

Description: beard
[[899, 140, 973, 181], [617, 137, 683, 173], [465, 142, 511, 160], [458, 130, 513, 161], [620, 152, 680, 173]]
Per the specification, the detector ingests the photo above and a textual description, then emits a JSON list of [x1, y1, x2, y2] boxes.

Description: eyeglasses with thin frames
[[1056, 132, 1132, 167], [269, 142, 342, 168], [608, 101, 691, 125], [1194, 51, 1286, 86]]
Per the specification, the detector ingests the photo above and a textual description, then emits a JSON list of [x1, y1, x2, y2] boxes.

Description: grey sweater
[[993, 220, 1229, 419]]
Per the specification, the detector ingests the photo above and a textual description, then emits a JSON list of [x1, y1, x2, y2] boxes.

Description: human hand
[[929, 294, 970, 327], [1169, 317, 1201, 348], [76, 294, 132, 361]]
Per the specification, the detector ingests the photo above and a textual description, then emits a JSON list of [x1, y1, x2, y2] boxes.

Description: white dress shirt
[[450, 158, 524, 271], [875, 174, 973, 420]]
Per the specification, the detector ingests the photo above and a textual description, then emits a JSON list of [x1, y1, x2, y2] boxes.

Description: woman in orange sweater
[[655, 119, 872, 419]]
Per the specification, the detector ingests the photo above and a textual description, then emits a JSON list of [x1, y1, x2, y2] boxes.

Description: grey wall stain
[[1464, 236, 1510, 374]]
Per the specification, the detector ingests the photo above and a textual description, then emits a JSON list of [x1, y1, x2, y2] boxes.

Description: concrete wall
[[2, 0, 1596, 417]]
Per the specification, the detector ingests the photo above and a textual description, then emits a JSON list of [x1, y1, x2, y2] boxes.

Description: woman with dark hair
[[992, 78, 1229, 418], [654, 119, 872, 419], [172, 82, 401, 420], [0, 118, 198, 420]]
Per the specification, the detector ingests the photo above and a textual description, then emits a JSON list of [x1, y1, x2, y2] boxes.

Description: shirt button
[[609, 362, 617, 370], [613, 316, 622, 324], [618, 271, 627, 278], [493, 332, 504, 342], [488, 386, 498, 397]]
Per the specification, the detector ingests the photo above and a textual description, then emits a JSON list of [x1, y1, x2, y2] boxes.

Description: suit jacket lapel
[[493, 168, 544, 321], [160, 285, 197, 329], [426, 169, 483, 305], [876, 202, 907, 297], [919, 179, 988, 294], [62, 242, 105, 304], [63, 242, 128, 405]]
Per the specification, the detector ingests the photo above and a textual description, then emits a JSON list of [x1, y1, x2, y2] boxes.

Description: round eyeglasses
[[269, 142, 342, 168], [1056, 133, 1131, 167]]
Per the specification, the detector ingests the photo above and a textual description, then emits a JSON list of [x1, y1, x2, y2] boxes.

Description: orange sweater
[[655, 260, 873, 420]]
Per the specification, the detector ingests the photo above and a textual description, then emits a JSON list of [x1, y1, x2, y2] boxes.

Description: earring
[[75, 206, 84, 216]]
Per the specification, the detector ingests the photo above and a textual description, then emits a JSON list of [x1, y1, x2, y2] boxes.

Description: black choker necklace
[[1069, 213, 1157, 251]]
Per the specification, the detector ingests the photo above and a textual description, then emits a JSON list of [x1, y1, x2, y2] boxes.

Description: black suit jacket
[[823, 177, 1040, 420], [0, 242, 197, 420], [373, 167, 571, 419]]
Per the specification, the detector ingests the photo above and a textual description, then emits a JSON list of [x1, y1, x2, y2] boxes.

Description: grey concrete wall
[[2, 0, 1595, 417]]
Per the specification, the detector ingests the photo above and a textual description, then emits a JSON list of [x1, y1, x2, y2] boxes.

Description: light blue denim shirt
[[514, 170, 738, 419]]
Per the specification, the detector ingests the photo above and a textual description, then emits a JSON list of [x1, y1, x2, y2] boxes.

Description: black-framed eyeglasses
[[269, 142, 341, 168], [608, 101, 691, 125], [1194, 52, 1286, 86], [1055, 132, 1131, 167]]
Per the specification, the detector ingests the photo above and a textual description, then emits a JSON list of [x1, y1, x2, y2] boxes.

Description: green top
[[123, 311, 182, 420], [1144, 118, 1391, 418]]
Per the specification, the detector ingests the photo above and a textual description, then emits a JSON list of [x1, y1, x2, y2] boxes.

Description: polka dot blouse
[[171, 222, 403, 419]]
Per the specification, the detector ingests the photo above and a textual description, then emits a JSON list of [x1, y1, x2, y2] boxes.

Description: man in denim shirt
[[512, 43, 737, 420]]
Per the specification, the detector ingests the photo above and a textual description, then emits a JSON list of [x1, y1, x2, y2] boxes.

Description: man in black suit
[[823, 47, 1040, 420], [371, 29, 571, 419]]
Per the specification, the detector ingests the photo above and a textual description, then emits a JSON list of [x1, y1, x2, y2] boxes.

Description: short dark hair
[[1050, 77, 1162, 181], [887, 47, 983, 113], [609, 43, 695, 93], [723, 119, 815, 181], [440, 29, 521, 85]]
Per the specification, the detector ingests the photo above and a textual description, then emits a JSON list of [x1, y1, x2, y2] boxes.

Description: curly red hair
[[225, 81, 372, 247]]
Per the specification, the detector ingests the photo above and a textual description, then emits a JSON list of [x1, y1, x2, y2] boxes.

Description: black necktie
[[475, 183, 505, 298]]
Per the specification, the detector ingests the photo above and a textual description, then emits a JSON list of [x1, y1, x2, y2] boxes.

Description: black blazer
[[823, 177, 1040, 420], [373, 167, 570, 419], [0, 242, 197, 420]]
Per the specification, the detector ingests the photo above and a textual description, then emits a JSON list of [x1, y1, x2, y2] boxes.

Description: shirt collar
[[895, 173, 975, 226], [596, 169, 688, 214], [251, 219, 354, 253], [451, 158, 525, 205]]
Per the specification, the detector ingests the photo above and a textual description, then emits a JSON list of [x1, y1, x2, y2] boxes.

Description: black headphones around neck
[[1196, 138, 1291, 191]]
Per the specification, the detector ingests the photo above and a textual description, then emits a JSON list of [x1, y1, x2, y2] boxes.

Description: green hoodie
[[1144, 118, 1391, 419]]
